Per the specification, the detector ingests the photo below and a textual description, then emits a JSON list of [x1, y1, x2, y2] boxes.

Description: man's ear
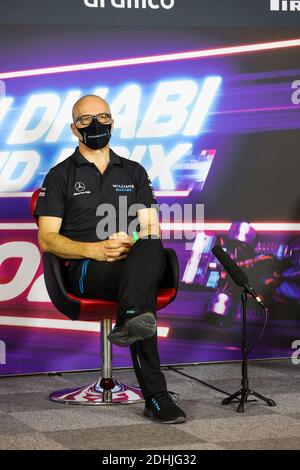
[[70, 122, 79, 137]]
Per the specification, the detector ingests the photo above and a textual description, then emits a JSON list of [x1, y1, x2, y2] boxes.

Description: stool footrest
[[49, 377, 144, 405]]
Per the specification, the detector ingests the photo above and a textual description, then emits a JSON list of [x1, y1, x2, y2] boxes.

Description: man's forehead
[[73, 97, 110, 116]]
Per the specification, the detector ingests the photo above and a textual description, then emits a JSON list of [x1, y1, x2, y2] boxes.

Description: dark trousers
[[66, 238, 168, 398]]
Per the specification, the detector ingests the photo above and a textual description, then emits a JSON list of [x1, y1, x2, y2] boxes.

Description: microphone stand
[[221, 288, 276, 413]]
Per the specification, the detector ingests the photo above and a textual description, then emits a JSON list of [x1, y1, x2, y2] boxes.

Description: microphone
[[211, 245, 267, 310]]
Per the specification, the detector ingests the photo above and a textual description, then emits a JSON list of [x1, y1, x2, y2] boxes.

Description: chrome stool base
[[50, 321, 144, 405], [50, 377, 144, 405]]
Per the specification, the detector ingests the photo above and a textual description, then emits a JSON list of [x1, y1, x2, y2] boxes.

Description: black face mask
[[75, 118, 112, 150]]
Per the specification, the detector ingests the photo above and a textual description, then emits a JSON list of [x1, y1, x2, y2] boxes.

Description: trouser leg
[[67, 238, 166, 321], [125, 238, 168, 397], [66, 238, 167, 397], [130, 332, 167, 398], [116, 238, 167, 323]]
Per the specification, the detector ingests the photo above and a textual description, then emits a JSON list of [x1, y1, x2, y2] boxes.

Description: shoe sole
[[108, 312, 157, 347], [143, 409, 186, 424]]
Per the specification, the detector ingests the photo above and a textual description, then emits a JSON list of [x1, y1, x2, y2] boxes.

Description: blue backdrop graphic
[[0, 25, 300, 374]]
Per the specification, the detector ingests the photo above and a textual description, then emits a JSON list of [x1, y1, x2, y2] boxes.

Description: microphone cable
[[166, 366, 233, 397], [248, 306, 269, 354]]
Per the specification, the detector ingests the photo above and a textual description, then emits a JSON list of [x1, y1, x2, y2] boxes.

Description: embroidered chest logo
[[73, 181, 91, 196], [112, 184, 135, 192], [75, 181, 85, 192]]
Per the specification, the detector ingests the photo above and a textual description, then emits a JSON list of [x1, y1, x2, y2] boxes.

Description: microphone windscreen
[[212, 245, 249, 287]]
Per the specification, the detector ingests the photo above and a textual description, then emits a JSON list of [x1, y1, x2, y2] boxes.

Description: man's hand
[[87, 232, 134, 262], [106, 231, 134, 262], [109, 231, 133, 244]]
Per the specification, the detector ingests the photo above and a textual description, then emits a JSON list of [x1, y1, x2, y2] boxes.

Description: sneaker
[[143, 391, 186, 424], [107, 311, 157, 347]]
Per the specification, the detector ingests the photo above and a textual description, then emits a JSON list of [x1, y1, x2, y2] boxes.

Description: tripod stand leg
[[249, 390, 276, 407], [237, 390, 248, 413], [222, 389, 242, 406], [219, 289, 276, 413]]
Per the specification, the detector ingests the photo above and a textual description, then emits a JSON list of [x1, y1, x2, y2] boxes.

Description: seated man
[[34, 94, 186, 424]]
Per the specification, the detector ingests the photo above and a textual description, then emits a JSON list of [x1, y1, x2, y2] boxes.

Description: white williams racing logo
[[83, 0, 175, 10], [270, 0, 300, 10], [73, 181, 91, 196], [113, 183, 134, 192]]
